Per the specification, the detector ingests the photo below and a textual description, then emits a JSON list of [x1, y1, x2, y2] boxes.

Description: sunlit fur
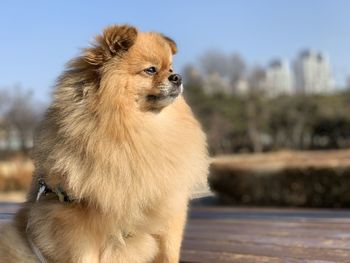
[[0, 25, 208, 262]]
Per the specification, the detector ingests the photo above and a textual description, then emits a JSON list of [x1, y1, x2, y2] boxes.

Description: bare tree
[[182, 64, 203, 87], [3, 86, 44, 153], [246, 67, 266, 153], [0, 89, 9, 114], [200, 50, 230, 77], [228, 53, 246, 87], [199, 51, 248, 95], [207, 112, 234, 154]]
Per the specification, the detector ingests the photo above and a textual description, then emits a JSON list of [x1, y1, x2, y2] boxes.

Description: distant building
[[234, 79, 249, 95], [202, 72, 232, 95], [264, 59, 293, 96], [294, 50, 334, 94]]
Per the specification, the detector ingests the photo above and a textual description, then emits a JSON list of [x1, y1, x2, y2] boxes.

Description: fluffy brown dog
[[0, 25, 208, 262]]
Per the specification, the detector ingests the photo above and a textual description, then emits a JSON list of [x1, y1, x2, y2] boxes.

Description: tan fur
[[0, 25, 208, 263]]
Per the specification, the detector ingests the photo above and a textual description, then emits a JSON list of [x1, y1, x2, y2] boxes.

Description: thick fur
[[0, 25, 208, 263]]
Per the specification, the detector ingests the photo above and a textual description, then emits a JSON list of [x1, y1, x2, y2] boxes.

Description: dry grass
[[0, 157, 33, 192], [213, 149, 350, 171]]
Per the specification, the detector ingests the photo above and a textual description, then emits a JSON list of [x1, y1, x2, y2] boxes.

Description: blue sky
[[1, 0, 350, 101]]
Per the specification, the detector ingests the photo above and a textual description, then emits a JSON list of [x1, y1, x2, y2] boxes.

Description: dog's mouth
[[146, 85, 182, 102], [146, 92, 178, 101]]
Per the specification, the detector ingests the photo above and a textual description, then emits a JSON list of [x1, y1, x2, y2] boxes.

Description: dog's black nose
[[168, 74, 182, 86]]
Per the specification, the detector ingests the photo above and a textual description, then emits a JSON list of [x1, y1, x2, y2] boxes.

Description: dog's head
[[72, 25, 182, 112]]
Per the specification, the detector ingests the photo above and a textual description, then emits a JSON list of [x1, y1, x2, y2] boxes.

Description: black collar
[[37, 178, 74, 203]]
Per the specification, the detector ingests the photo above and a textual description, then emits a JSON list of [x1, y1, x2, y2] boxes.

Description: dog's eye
[[169, 69, 173, 73], [144, 67, 157, 75]]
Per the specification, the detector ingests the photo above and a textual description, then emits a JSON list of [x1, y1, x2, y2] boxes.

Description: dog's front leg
[[154, 199, 188, 263]]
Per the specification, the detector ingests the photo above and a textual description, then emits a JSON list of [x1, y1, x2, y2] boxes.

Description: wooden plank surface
[[181, 207, 350, 262], [2, 203, 350, 262]]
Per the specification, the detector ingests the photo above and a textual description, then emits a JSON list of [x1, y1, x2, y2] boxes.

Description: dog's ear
[[162, 35, 177, 54], [84, 25, 138, 65]]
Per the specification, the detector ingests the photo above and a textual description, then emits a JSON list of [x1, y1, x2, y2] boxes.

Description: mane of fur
[[30, 28, 208, 220], [0, 25, 208, 263]]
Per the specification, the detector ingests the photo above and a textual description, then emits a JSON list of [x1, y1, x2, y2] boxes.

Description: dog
[[0, 24, 208, 263]]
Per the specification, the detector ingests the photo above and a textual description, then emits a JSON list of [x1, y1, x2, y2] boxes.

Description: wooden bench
[[2, 203, 350, 262], [182, 206, 350, 262]]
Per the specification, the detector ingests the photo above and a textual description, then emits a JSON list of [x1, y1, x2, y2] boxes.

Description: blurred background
[[1, 0, 350, 206]]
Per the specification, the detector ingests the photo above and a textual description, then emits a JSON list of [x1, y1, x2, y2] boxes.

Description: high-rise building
[[264, 59, 293, 96], [294, 50, 334, 94]]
